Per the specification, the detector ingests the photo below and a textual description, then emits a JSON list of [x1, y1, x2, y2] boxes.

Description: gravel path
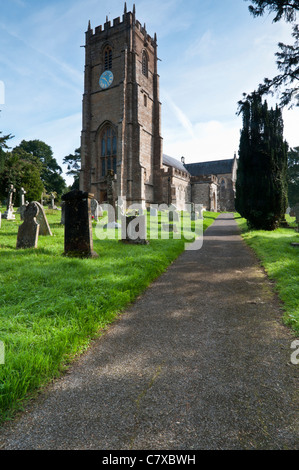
[[0, 213, 298, 450]]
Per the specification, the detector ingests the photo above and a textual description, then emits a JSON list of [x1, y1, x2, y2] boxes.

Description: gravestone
[[0, 211, 1, 228], [294, 203, 299, 232], [62, 189, 98, 258], [48, 193, 58, 210], [35, 202, 52, 236], [3, 184, 16, 220], [121, 215, 148, 244], [20, 202, 28, 221], [17, 187, 27, 216], [162, 223, 178, 232], [16, 202, 39, 249], [60, 201, 65, 225], [20, 187, 26, 207], [91, 198, 100, 221], [147, 207, 158, 217]]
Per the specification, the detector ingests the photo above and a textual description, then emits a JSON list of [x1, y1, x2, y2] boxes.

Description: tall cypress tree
[[236, 94, 288, 230]]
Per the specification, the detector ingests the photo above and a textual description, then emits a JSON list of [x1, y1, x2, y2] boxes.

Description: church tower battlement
[[80, 3, 163, 207]]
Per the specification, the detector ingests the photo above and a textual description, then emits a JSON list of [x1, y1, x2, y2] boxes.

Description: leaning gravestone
[[35, 202, 52, 236], [16, 202, 39, 249], [62, 189, 98, 258]]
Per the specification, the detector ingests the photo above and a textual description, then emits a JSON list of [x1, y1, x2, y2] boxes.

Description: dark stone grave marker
[[62, 189, 98, 258]]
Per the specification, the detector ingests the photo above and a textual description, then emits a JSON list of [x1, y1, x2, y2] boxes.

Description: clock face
[[99, 70, 114, 89]]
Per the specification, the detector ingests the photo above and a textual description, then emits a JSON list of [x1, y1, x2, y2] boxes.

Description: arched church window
[[220, 178, 226, 190], [101, 125, 117, 177], [104, 46, 112, 70], [142, 50, 148, 77]]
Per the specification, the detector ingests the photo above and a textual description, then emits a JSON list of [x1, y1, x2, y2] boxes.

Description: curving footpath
[[0, 213, 298, 450]]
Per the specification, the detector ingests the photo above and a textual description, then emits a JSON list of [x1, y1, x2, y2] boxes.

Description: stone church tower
[[80, 4, 163, 208]]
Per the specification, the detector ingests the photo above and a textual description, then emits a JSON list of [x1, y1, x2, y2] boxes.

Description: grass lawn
[[0, 206, 219, 423], [235, 213, 299, 336]]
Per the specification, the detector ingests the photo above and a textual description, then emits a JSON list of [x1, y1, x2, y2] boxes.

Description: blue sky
[[0, 0, 298, 185]]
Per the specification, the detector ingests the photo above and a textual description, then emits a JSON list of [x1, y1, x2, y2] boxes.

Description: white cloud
[[163, 118, 240, 164], [186, 30, 216, 59], [283, 107, 299, 148]]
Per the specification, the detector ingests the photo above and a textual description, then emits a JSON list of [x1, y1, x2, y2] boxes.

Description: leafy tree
[[63, 147, 81, 189], [14, 140, 66, 196], [242, 0, 299, 107], [0, 149, 44, 202], [288, 146, 299, 206], [0, 131, 13, 151], [0, 131, 13, 172], [236, 93, 288, 230]]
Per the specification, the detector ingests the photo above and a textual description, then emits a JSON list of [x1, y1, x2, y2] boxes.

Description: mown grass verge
[[235, 213, 299, 336], [0, 207, 219, 423]]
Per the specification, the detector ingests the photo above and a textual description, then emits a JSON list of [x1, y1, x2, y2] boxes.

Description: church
[[79, 5, 237, 213]]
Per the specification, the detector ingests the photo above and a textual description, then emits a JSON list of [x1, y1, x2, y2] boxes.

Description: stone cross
[[16, 202, 40, 249], [3, 184, 16, 220], [6, 184, 15, 210], [17, 187, 28, 219], [20, 187, 26, 207], [48, 193, 56, 209], [61, 189, 98, 258]]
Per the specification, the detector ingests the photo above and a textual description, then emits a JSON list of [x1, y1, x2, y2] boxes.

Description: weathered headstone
[[121, 215, 148, 245], [17, 187, 27, 216], [162, 223, 178, 232], [294, 203, 299, 232], [20, 187, 26, 207], [48, 193, 58, 210], [147, 207, 158, 217], [16, 202, 39, 249], [60, 201, 65, 225], [3, 184, 16, 220], [61, 189, 98, 258], [91, 198, 100, 221], [20, 203, 28, 221], [35, 202, 52, 236]]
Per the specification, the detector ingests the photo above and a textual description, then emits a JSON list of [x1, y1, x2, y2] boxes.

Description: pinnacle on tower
[[88, 20, 91, 30], [124, 2, 127, 14], [133, 4, 136, 14]]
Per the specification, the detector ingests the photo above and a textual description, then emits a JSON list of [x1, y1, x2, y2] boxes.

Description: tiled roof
[[185, 159, 234, 176], [163, 154, 190, 174]]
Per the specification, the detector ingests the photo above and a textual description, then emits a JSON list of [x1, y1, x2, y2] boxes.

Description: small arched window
[[101, 125, 117, 177], [104, 46, 112, 70], [142, 50, 148, 77]]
